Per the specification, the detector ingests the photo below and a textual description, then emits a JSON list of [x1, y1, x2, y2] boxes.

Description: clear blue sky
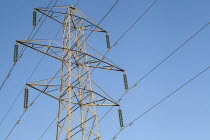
[[0, 0, 210, 139]]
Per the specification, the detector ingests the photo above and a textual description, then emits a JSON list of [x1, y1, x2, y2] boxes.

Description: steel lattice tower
[[16, 6, 126, 140]]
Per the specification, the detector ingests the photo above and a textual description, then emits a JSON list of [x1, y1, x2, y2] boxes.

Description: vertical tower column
[[56, 6, 101, 140]]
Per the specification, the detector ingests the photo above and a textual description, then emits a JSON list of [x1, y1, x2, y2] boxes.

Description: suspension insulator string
[[13, 44, 18, 64], [24, 86, 29, 111], [118, 107, 124, 129], [106, 33, 111, 50], [123, 72, 129, 91], [33, 10, 37, 27]]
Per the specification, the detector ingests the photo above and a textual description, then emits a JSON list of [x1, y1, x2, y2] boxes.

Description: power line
[[0, 0, 65, 127], [4, 67, 61, 140], [0, 54, 45, 126], [0, 65, 15, 91], [81, 4, 210, 138], [0, 12, 63, 128], [0, 0, 56, 92], [113, 0, 158, 46], [117, 21, 210, 102], [4, 112, 25, 140], [77, 0, 158, 79], [38, 116, 56, 140], [0, 0, 55, 91], [1, 0, 62, 138], [95, 21, 210, 128], [111, 66, 210, 140]]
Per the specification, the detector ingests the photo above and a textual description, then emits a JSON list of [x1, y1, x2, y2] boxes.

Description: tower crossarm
[[34, 6, 107, 33]]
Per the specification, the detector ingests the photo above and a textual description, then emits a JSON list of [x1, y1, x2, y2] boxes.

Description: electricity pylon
[[16, 5, 127, 140]]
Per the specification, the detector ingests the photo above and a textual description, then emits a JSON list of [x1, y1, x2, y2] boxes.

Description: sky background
[[0, 0, 210, 140]]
